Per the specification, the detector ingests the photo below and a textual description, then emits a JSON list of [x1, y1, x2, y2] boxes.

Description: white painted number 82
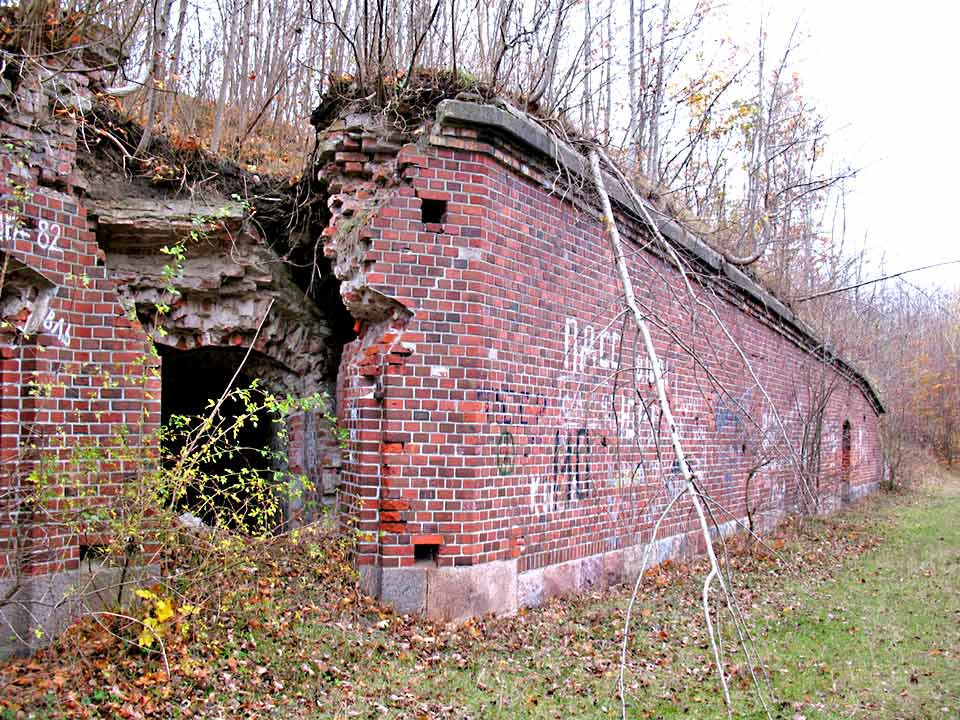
[[36, 219, 62, 253]]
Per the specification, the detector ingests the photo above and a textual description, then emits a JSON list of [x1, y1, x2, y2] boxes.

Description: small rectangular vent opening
[[420, 198, 447, 225], [414, 543, 439, 565]]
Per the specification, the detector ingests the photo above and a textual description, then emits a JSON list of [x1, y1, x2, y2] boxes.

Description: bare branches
[[795, 260, 960, 303], [589, 149, 737, 716], [399, 0, 444, 92], [526, 0, 569, 106]]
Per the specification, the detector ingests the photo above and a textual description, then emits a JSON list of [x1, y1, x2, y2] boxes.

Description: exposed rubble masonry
[[90, 197, 345, 523]]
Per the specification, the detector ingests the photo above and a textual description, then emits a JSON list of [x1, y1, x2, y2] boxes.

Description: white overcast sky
[[727, 1, 959, 290]]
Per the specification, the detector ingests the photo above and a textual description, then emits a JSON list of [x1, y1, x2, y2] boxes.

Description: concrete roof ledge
[[90, 198, 247, 251], [434, 99, 884, 415]]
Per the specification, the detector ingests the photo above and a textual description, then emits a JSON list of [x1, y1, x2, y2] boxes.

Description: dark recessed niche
[[80, 543, 108, 561], [420, 198, 447, 225], [414, 543, 439, 565]]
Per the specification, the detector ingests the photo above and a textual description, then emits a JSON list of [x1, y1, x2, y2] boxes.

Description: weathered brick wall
[[325, 103, 883, 620], [0, 61, 161, 651], [1, 70, 884, 642], [92, 197, 345, 521], [1, 57, 354, 651]]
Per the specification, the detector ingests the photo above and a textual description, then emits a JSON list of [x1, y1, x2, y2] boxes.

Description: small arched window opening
[[840, 420, 852, 503]]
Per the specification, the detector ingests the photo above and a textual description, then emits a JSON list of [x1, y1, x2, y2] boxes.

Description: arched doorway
[[841, 420, 852, 504], [159, 346, 282, 532]]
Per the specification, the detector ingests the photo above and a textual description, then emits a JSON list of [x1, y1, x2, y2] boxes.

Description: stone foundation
[[378, 517, 755, 619], [0, 563, 157, 657]]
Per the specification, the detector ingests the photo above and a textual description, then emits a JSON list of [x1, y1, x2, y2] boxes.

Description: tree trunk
[[210, 0, 240, 154]]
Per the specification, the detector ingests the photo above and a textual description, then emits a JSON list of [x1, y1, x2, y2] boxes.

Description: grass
[[750, 481, 959, 719], [3, 474, 958, 719], [627, 475, 960, 719]]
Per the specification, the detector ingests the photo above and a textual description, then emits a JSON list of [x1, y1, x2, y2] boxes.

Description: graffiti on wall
[[528, 429, 593, 515], [563, 316, 666, 385], [494, 429, 515, 475], [479, 316, 679, 517], [473, 313, 821, 525], [40, 308, 71, 346], [478, 384, 595, 512], [1, 212, 65, 255], [477, 381, 597, 509]]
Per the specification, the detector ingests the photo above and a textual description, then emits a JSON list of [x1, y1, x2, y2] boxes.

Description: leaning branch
[[588, 150, 733, 716], [596, 147, 814, 512], [795, 259, 960, 303]]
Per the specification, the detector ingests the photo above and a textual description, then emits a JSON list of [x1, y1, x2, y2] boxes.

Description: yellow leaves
[[134, 587, 199, 650], [154, 599, 174, 623], [138, 616, 159, 649]]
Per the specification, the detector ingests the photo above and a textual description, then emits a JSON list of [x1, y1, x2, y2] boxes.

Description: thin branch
[[795, 260, 960, 303], [589, 149, 734, 717]]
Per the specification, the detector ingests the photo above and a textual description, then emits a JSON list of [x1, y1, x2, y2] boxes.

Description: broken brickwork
[[0, 53, 344, 652], [89, 196, 345, 520], [0, 50, 162, 652]]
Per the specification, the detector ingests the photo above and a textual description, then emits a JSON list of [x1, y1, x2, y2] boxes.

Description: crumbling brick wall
[[317, 101, 883, 621], [0, 57, 161, 651], [90, 197, 345, 522], [0, 60, 885, 643], [1, 51, 355, 652]]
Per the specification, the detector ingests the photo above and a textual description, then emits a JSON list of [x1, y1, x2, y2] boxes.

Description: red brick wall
[[1, 77, 883, 610], [0, 69, 160, 580], [334, 128, 883, 582]]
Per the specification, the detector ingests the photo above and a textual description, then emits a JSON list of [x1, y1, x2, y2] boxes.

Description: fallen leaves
[[3, 485, 953, 719]]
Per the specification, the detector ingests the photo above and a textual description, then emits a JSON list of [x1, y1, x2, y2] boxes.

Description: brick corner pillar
[[330, 142, 522, 621]]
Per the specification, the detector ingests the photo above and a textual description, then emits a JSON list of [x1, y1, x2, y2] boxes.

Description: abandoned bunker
[[0, 57, 884, 651]]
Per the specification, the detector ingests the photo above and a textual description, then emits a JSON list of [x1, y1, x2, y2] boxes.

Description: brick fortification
[[0, 58, 884, 644], [321, 101, 884, 620], [0, 52, 161, 652], [0, 53, 339, 653]]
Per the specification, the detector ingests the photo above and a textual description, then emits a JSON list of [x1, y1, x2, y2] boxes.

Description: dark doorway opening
[[283, 246, 358, 374], [159, 346, 280, 531], [840, 420, 852, 504]]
